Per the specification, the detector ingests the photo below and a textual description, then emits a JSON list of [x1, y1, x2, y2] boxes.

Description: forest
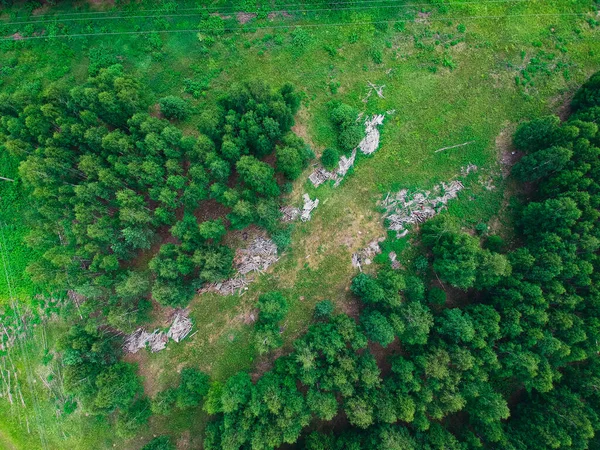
[[0, 0, 599, 449]]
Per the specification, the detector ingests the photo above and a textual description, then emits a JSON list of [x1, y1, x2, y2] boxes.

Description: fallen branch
[[434, 140, 475, 153]]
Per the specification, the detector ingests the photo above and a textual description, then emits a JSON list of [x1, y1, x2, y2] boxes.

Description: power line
[[0, 0, 532, 20], [1, 12, 596, 41], [0, 0, 535, 26]]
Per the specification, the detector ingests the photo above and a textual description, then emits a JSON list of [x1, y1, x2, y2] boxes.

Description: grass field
[[0, 0, 599, 447]]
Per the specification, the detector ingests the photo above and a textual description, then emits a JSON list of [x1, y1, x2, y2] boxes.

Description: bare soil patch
[[550, 89, 575, 121], [237, 12, 257, 24], [368, 338, 402, 377], [495, 122, 521, 177], [124, 351, 164, 397], [194, 198, 231, 223], [86, 0, 115, 10]]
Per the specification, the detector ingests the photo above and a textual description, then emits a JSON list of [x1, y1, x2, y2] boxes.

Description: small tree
[[314, 300, 334, 320], [142, 436, 175, 450], [321, 148, 339, 170], [159, 96, 190, 121], [175, 368, 210, 409]]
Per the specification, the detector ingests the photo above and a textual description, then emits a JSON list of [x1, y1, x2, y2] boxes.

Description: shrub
[[485, 235, 505, 253], [257, 292, 289, 324], [142, 436, 175, 450], [321, 148, 340, 170], [314, 300, 334, 319], [159, 96, 190, 121]]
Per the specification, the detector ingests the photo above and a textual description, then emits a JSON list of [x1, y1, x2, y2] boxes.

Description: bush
[[314, 300, 334, 319], [257, 291, 289, 324], [361, 310, 395, 347], [175, 368, 210, 409], [513, 116, 560, 152], [159, 96, 190, 121], [142, 436, 175, 450], [321, 148, 339, 170], [485, 235, 506, 253]]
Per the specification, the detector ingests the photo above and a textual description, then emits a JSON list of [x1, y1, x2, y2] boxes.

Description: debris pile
[[301, 194, 319, 221], [308, 167, 333, 187], [199, 236, 279, 296], [124, 310, 193, 354], [237, 237, 279, 275], [381, 180, 465, 237], [363, 81, 385, 102], [280, 206, 300, 222], [309, 114, 386, 188], [389, 251, 401, 270], [359, 114, 385, 155], [167, 312, 193, 343], [351, 238, 384, 271], [124, 329, 168, 354]]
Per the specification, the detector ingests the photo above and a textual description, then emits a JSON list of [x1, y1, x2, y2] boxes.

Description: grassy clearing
[[0, 152, 40, 303], [0, 0, 598, 446]]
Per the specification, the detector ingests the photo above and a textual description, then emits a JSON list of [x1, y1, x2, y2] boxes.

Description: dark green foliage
[[236, 155, 280, 197], [329, 102, 364, 153], [175, 368, 210, 409], [60, 322, 147, 432], [255, 291, 289, 354], [571, 71, 600, 112], [4, 67, 306, 319], [276, 133, 314, 180], [422, 215, 511, 289], [159, 95, 190, 121], [142, 436, 175, 450], [314, 299, 334, 319], [361, 310, 395, 347], [321, 147, 340, 170], [513, 115, 561, 152], [512, 145, 573, 181], [428, 287, 446, 305]]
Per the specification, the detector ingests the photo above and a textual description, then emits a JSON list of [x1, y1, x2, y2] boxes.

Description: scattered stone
[[301, 194, 319, 221], [237, 12, 257, 24], [380, 180, 465, 237], [389, 251, 401, 270], [237, 237, 279, 275], [333, 149, 358, 187]]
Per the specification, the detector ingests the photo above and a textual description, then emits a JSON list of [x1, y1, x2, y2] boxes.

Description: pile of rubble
[[301, 194, 319, 221], [237, 237, 279, 275], [199, 236, 279, 296], [381, 180, 465, 237], [308, 114, 386, 188], [351, 238, 384, 271], [280, 205, 300, 222], [359, 114, 385, 155], [124, 310, 193, 354], [280, 193, 320, 223]]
